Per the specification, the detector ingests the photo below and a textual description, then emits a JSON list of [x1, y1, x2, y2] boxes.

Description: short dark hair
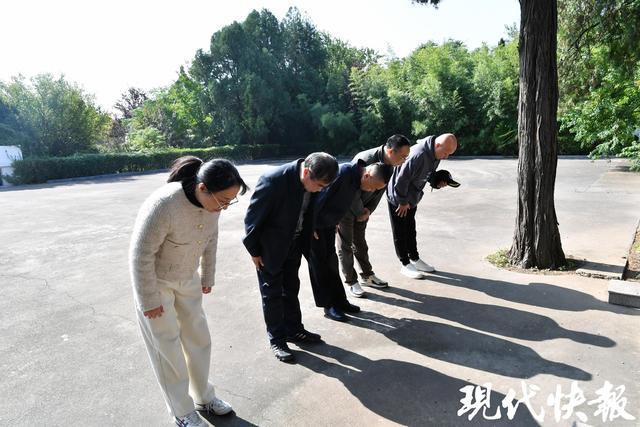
[[367, 162, 393, 184], [385, 134, 411, 151], [167, 156, 248, 195], [304, 152, 338, 183]]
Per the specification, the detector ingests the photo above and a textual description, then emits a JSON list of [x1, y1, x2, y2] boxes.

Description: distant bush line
[[7, 145, 283, 185]]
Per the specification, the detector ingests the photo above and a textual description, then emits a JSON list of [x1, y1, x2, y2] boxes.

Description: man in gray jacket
[[387, 133, 458, 279], [337, 134, 411, 298]]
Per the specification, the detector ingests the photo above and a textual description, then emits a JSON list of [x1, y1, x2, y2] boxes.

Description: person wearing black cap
[[387, 133, 459, 279]]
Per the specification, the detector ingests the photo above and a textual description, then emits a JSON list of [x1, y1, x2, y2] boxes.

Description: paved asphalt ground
[[1, 157, 639, 426]]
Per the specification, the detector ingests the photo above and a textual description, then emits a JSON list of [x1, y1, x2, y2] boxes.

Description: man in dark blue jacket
[[243, 153, 338, 362], [308, 161, 392, 321]]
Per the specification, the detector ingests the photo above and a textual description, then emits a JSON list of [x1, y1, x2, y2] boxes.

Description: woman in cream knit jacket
[[130, 156, 247, 427]]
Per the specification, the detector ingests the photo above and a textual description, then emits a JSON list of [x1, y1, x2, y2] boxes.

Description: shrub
[[8, 145, 281, 185]]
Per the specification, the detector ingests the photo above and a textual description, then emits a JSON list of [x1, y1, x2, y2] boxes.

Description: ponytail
[[167, 156, 249, 195], [167, 156, 203, 183]]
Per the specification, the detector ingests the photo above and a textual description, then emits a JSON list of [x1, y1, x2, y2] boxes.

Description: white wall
[[0, 146, 23, 186]]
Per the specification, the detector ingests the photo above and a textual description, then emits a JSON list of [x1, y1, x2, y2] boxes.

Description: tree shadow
[[427, 271, 639, 314], [347, 313, 591, 381], [575, 259, 624, 275], [368, 287, 615, 347], [296, 342, 539, 426], [199, 411, 259, 427]]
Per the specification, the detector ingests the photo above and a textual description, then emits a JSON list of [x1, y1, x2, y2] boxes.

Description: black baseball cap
[[428, 169, 460, 188]]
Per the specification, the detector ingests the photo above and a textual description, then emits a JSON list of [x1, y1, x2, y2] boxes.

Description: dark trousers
[[387, 202, 419, 265], [337, 214, 374, 284], [307, 227, 349, 308], [256, 237, 305, 345]]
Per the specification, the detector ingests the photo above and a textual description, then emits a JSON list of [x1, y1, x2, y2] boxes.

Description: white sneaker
[[411, 258, 435, 273], [196, 396, 233, 415], [401, 264, 427, 279], [175, 411, 208, 427], [359, 274, 389, 289], [349, 282, 366, 298]]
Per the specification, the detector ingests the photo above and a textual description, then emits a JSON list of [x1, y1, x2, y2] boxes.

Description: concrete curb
[[608, 279, 640, 308]]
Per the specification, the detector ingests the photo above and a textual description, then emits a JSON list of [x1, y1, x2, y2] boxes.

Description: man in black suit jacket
[[308, 161, 391, 322], [243, 152, 338, 362]]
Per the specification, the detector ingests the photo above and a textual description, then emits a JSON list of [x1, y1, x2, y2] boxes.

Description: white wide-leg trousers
[[136, 275, 216, 417]]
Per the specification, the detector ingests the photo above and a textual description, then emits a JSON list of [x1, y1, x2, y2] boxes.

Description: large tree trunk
[[509, 0, 566, 269]]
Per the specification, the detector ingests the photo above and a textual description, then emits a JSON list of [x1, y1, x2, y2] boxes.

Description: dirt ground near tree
[[624, 224, 640, 281]]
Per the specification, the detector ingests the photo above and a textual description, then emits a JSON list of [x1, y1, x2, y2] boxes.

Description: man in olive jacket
[[337, 134, 411, 298]]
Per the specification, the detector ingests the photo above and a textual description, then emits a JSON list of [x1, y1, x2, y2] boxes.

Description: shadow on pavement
[[428, 271, 639, 315], [575, 259, 625, 274], [199, 411, 259, 427], [346, 313, 592, 381], [297, 342, 539, 426], [368, 287, 616, 347]]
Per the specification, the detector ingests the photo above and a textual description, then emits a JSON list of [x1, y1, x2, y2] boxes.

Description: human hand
[[144, 306, 164, 319], [395, 203, 411, 218], [202, 285, 212, 294], [252, 256, 264, 271], [313, 231, 319, 240]]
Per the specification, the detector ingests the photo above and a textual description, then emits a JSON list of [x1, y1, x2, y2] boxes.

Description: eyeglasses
[[209, 192, 239, 209]]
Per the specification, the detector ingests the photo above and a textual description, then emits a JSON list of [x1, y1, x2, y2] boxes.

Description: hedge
[[7, 145, 281, 185]]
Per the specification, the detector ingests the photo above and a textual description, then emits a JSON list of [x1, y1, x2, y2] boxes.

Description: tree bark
[[509, 0, 566, 269]]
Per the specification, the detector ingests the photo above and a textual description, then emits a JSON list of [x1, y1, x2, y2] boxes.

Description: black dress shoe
[[287, 329, 322, 343], [324, 306, 348, 322], [337, 301, 360, 313], [270, 343, 295, 362]]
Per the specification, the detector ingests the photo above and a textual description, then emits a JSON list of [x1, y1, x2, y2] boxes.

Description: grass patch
[[487, 248, 581, 273], [486, 249, 510, 268]]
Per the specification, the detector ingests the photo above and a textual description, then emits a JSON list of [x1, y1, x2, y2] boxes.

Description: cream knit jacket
[[129, 182, 219, 311]]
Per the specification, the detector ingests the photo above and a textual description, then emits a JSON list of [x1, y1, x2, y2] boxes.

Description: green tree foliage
[[127, 69, 214, 149], [5, 5, 638, 165], [323, 36, 380, 112], [190, 9, 291, 146], [0, 74, 111, 156], [558, 0, 640, 167], [348, 38, 519, 154], [0, 97, 31, 148], [114, 87, 148, 120], [128, 127, 168, 151], [182, 8, 378, 151], [126, 7, 523, 155], [471, 31, 520, 155], [101, 87, 149, 153]]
